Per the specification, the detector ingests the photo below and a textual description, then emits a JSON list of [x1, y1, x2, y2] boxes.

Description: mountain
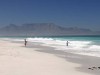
[[0, 23, 99, 36]]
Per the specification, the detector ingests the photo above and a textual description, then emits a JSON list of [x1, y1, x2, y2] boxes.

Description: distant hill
[[0, 23, 99, 36]]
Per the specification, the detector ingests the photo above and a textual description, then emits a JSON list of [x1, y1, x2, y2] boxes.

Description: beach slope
[[0, 40, 98, 75]]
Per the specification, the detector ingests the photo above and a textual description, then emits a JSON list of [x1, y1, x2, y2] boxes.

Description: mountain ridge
[[0, 23, 99, 36]]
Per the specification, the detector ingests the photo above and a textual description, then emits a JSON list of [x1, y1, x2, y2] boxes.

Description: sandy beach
[[0, 40, 100, 75]]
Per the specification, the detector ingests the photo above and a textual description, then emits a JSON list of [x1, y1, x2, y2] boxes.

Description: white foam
[[1, 37, 100, 57]]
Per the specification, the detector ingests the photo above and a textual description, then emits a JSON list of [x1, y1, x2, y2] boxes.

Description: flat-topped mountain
[[0, 23, 99, 36]]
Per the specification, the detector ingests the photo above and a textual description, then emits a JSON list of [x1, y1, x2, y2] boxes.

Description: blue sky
[[0, 0, 100, 30]]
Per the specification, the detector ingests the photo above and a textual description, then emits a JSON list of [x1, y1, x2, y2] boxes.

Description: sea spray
[[1, 36, 100, 57]]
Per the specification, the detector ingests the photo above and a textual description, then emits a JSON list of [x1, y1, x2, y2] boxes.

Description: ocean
[[1, 35, 100, 57]]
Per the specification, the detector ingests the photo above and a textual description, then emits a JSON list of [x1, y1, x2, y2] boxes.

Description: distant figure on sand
[[24, 39, 27, 47], [66, 41, 69, 46]]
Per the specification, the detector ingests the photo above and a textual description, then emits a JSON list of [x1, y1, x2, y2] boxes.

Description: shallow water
[[1, 35, 100, 57]]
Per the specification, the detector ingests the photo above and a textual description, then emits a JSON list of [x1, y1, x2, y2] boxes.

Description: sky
[[0, 0, 100, 31]]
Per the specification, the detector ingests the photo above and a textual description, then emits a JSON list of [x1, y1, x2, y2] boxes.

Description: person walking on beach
[[24, 39, 27, 47], [66, 41, 69, 46]]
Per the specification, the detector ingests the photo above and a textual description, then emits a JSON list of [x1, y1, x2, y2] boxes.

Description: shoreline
[[26, 41, 100, 75], [0, 40, 100, 75]]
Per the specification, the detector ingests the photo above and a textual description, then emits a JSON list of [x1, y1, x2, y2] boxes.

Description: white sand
[[0, 40, 97, 75]]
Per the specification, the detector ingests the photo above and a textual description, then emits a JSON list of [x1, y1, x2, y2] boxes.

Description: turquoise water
[[1, 35, 100, 57], [33, 36, 100, 45], [1, 35, 100, 44], [1, 35, 100, 45], [1, 35, 100, 40]]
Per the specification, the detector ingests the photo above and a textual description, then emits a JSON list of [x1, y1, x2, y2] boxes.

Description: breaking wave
[[2, 37, 100, 57]]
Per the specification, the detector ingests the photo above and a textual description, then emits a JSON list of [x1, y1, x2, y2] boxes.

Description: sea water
[[1, 36, 100, 57]]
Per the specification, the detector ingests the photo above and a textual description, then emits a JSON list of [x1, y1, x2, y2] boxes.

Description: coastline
[[0, 40, 100, 75]]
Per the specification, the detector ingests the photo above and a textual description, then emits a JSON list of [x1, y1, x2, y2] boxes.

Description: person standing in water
[[66, 41, 69, 46], [24, 39, 27, 47]]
